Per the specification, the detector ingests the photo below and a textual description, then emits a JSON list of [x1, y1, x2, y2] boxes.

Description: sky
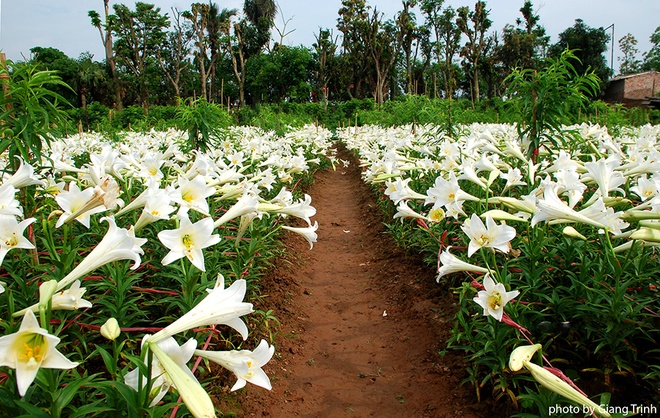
[[1, 0, 658, 75]]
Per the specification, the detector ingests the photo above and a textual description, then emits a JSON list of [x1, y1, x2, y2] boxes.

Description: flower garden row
[[0, 125, 332, 417], [339, 123, 660, 417]]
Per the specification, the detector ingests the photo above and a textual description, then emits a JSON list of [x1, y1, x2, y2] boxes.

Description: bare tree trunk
[[101, 0, 122, 110]]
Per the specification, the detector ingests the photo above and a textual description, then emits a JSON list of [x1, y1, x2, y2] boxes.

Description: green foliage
[[0, 60, 73, 166], [175, 98, 233, 151], [505, 48, 600, 160], [340, 122, 660, 416], [0, 123, 331, 417], [642, 25, 660, 72], [548, 19, 612, 91], [245, 45, 314, 103]]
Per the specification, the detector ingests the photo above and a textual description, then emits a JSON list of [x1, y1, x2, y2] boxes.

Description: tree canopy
[[15, 0, 650, 115]]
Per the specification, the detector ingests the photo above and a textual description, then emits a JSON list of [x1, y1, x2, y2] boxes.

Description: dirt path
[[233, 146, 489, 417]]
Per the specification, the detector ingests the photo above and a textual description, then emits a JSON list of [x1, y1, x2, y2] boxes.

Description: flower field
[[0, 125, 332, 417], [339, 122, 660, 417], [1, 119, 659, 417]]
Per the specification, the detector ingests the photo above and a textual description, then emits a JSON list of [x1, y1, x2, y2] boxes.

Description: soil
[[226, 145, 499, 417]]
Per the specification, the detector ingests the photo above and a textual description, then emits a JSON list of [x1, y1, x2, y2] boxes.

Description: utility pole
[[605, 23, 614, 74]]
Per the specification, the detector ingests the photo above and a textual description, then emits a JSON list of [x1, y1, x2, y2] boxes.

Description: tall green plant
[[0, 61, 73, 167], [175, 98, 233, 152], [504, 48, 600, 161]]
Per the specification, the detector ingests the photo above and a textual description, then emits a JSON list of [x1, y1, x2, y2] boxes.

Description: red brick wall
[[623, 72, 660, 100]]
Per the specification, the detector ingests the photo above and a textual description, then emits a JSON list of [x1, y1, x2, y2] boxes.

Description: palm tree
[[243, 0, 277, 52]]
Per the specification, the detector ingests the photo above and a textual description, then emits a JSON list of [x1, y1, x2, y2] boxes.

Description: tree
[[206, 4, 237, 103], [155, 8, 192, 101], [419, 0, 445, 98], [243, 0, 277, 54], [224, 20, 250, 106], [183, 3, 213, 101], [497, 0, 548, 75], [618, 33, 641, 75], [337, 0, 371, 99], [366, 9, 399, 105], [457, 1, 492, 104], [74, 53, 105, 128], [109, 2, 169, 110], [312, 29, 339, 104], [246, 45, 314, 103], [88, 0, 121, 109], [642, 26, 660, 71], [548, 19, 611, 93], [396, 0, 419, 95], [437, 6, 461, 100]]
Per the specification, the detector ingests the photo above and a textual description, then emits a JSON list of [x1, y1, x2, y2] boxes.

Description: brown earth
[[227, 145, 500, 417]]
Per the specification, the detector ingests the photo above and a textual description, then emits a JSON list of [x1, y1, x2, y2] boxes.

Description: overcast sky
[[1, 0, 658, 75]]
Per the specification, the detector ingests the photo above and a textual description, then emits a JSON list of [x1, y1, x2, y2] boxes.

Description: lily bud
[[509, 344, 541, 372], [100, 318, 121, 341], [481, 209, 528, 223], [38, 280, 59, 310], [148, 341, 216, 418], [562, 226, 587, 240], [630, 227, 660, 243]]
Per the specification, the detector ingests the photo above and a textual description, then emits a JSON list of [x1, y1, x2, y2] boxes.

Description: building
[[604, 71, 660, 108]]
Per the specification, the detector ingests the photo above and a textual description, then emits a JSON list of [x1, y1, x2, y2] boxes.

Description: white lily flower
[[269, 194, 317, 226], [60, 176, 123, 225], [3, 157, 46, 189], [461, 213, 517, 257], [158, 213, 220, 271], [473, 273, 519, 321], [214, 193, 260, 228], [135, 156, 164, 183], [384, 178, 426, 205], [553, 169, 586, 208], [0, 310, 78, 396], [195, 339, 275, 391], [0, 184, 23, 217], [509, 345, 611, 418], [500, 167, 527, 192], [582, 157, 625, 198], [458, 164, 489, 190], [147, 279, 253, 344], [393, 201, 427, 222], [282, 221, 319, 249], [50, 280, 93, 311], [630, 175, 658, 202], [0, 215, 36, 266], [577, 199, 628, 235], [428, 207, 445, 223], [531, 185, 608, 230], [133, 188, 177, 231], [55, 182, 107, 228], [55, 217, 146, 292], [424, 172, 479, 208], [173, 175, 215, 216], [437, 247, 490, 281]]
